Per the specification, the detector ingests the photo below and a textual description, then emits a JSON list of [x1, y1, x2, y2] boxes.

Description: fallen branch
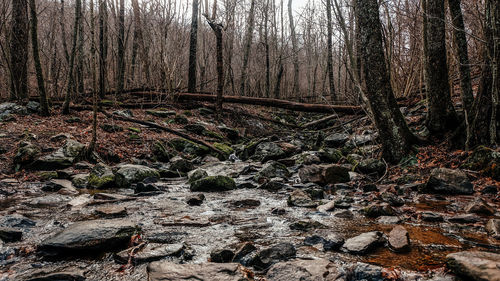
[[127, 92, 362, 114], [101, 110, 227, 157], [302, 114, 339, 128]]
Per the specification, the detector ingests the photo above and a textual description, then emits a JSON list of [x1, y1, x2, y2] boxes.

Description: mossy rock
[[115, 164, 160, 188], [188, 169, 208, 183], [37, 171, 58, 180], [204, 130, 224, 140], [14, 141, 40, 165], [462, 146, 500, 180], [167, 138, 210, 157], [183, 110, 193, 117], [213, 143, 234, 155], [71, 174, 89, 188], [173, 114, 189, 124], [319, 148, 343, 163], [146, 110, 176, 118], [190, 175, 236, 192], [88, 163, 115, 189], [152, 141, 172, 162], [100, 124, 124, 133]]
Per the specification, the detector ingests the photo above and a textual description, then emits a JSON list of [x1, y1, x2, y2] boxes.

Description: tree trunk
[[240, 0, 256, 96], [62, 0, 82, 114], [87, 0, 98, 155], [206, 19, 224, 119], [116, 0, 125, 94], [29, 0, 50, 116], [424, 0, 458, 134], [264, 0, 271, 98], [99, 0, 108, 100], [188, 0, 199, 92], [326, 0, 336, 101], [288, 0, 300, 98], [356, 0, 416, 163], [489, 0, 499, 144], [77, 0, 85, 95], [10, 0, 29, 101]]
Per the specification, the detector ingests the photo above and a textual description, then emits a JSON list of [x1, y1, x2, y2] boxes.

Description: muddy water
[[0, 166, 498, 280]]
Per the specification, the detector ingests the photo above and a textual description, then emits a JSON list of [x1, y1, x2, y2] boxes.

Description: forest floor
[[0, 98, 498, 280]]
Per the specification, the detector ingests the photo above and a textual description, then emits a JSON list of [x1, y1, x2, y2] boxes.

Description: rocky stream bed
[[0, 103, 499, 280]]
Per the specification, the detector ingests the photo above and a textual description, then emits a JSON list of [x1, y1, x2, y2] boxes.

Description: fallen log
[[127, 92, 362, 114], [302, 114, 339, 128], [101, 110, 227, 158]]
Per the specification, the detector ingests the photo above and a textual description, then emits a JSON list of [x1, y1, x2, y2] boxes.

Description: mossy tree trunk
[[356, 0, 417, 163]]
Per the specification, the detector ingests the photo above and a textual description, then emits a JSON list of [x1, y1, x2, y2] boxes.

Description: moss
[[173, 114, 189, 124], [204, 130, 224, 140], [168, 138, 209, 156], [319, 148, 343, 163], [213, 143, 234, 155], [88, 173, 115, 189], [37, 171, 58, 180], [190, 175, 236, 192], [128, 133, 141, 140], [128, 127, 141, 133], [183, 110, 193, 116], [152, 141, 172, 162]]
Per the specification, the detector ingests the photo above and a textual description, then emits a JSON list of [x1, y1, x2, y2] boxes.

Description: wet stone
[[332, 209, 354, 219], [22, 269, 85, 281], [266, 258, 340, 281], [0, 227, 22, 242], [94, 206, 127, 218], [317, 200, 336, 212], [288, 189, 317, 208], [363, 203, 395, 218], [259, 178, 288, 191], [147, 261, 247, 281], [186, 194, 205, 206], [249, 242, 296, 270], [486, 219, 500, 240], [233, 242, 257, 263], [423, 168, 474, 195], [210, 248, 235, 263], [377, 216, 401, 224], [230, 199, 260, 209], [289, 220, 326, 231], [342, 231, 385, 254], [388, 225, 410, 252], [446, 251, 500, 281], [420, 211, 444, 222], [465, 199, 495, 215], [447, 214, 480, 224], [115, 243, 184, 264]]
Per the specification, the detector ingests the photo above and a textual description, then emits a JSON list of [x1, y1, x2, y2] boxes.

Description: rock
[[447, 214, 480, 224], [100, 123, 123, 133], [252, 142, 286, 162], [317, 201, 336, 212], [186, 194, 205, 206], [71, 174, 89, 188], [184, 123, 207, 135], [462, 146, 500, 180], [0, 227, 22, 242], [332, 209, 354, 219], [377, 216, 401, 224], [147, 261, 248, 281], [299, 164, 350, 185], [482, 185, 498, 194], [388, 225, 410, 252], [38, 219, 137, 255], [486, 219, 500, 240], [115, 243, 184, 264], [423, 168, 474, 195], [357, 158, 385, 175], [288, 189, 317, 208], [0, 215, 36, 228], [446, 251, 500, 281], [319, 148, 343, 163], [94, 206, 127, 218], [114, 109, 133, 118], [250, 243, 296, 270], [31, 140, 85, 170], [266, 258, 340, 281], [289, 151, 322, 165], [218, 126, 240, 141], [22, 269, 85, 281], [465, 199, 495, 215], [213, 143, 234, 156], [188, 169, 209, 183], [146, 109, 176, 118], [0, 102, 27, 121], [65, 116, 81, 123], [420, 211, 444, 222], [173, 114, 189, 124], [169, 156, 194, 173], [230, 199, 261, 209], [41, 179, 73, 192], [190, 175, 236, 192], [115, 164, 160, 188], [210, 249, 235, 263], [168, 138, 210, 156], [88, 163, 115, 189], [135, 181, 160, 193], [324, 133, 349, 147], [13, 142, 40, 166], [345, 262, 383, 281], [362, 203, 395, 218], [259, 178, 288, 191], [289, 220, 326, 231], [152, 141, 173, 162], [254, 161, 290, 182], [304, 235, 344, 252], [27, 194, 71, 208], [342, 231, 385, 254]]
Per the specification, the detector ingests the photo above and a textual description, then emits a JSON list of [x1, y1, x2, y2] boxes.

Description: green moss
[[128, 127, 141, 133], [168, 138, 209, 156], [183, 110, 193, 116], [37, 171, 58, 180], [174, 114, 189, 124], [190, 175, 236, 192], [213, 143, 234, 155], [88, 173, 115, 189], [204, 130, 224, 140]]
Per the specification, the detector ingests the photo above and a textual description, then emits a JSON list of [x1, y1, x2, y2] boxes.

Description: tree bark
[[99, 0, 108, 100], [240, 0, 256, 96], [29, 0, 50, 116], [424, 0, 458, 134], [188, 0, 199, 92], [326, 0, 336, 101], [62, 0, 82, 114], [116, 0, 125, 94], [10, 0, 29, 101], [356, 0, 416, 163], [288, 0, 300, 98]]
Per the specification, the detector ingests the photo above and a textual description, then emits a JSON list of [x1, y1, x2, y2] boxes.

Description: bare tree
[[62, 0, 82, 114], [188, 0, 199, 92], [29, 0, 50, 116], [99, 0, 108, 99], [288, 0, 300, 98], [326, 0, 336, 101], [116, 0, 125, 94], [240, 0, 256, 96], [10, 0, 29, 101]]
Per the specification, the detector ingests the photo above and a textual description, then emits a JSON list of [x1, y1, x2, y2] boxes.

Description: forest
[[0, 0, 499, 280]]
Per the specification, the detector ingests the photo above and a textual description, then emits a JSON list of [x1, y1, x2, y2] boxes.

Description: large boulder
[[88, 163, 115, 189], [0, 102, 27, 121], [38, 219, 137, 255], [13, 142, 40, 166], [299, 164, 350, 185], [168, 138, 210, 157], [254, 161, 290, 182], [249, 243, 296, 270], [251, 142, 286, 162], [147, 261, 249, 281], [423, 168, 474, 195], [447, 251, 500, 281], [357, 158, 385, 176], [115, 164, 160, 188], [190, 175, 236, 192], [31, 139, 85, 170], [266, 258, 340, 281]]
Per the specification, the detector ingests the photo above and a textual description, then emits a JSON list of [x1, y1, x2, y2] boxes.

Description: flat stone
[[147, 261, 247, 281], [465, 199, 495, 215], [317, 201, 336, 212], [250, 242, 296, 270], [420, 211, 444, 222], [22, 269, 85, 281], [332, 209, 353, 219], [388, 225, 410, 252], [377, 216, 401, 224], [266, 258, 340, 281], [342, 231, 384, 254], [447, 214, 480, 224], [38, 219, 137, 255], [447, 251, 500, 281], [115, 243, 184, 264], [288, 190, 317, 208]]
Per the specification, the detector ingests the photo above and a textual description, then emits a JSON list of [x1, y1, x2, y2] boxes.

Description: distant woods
[[0, 0, 499, 157]]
